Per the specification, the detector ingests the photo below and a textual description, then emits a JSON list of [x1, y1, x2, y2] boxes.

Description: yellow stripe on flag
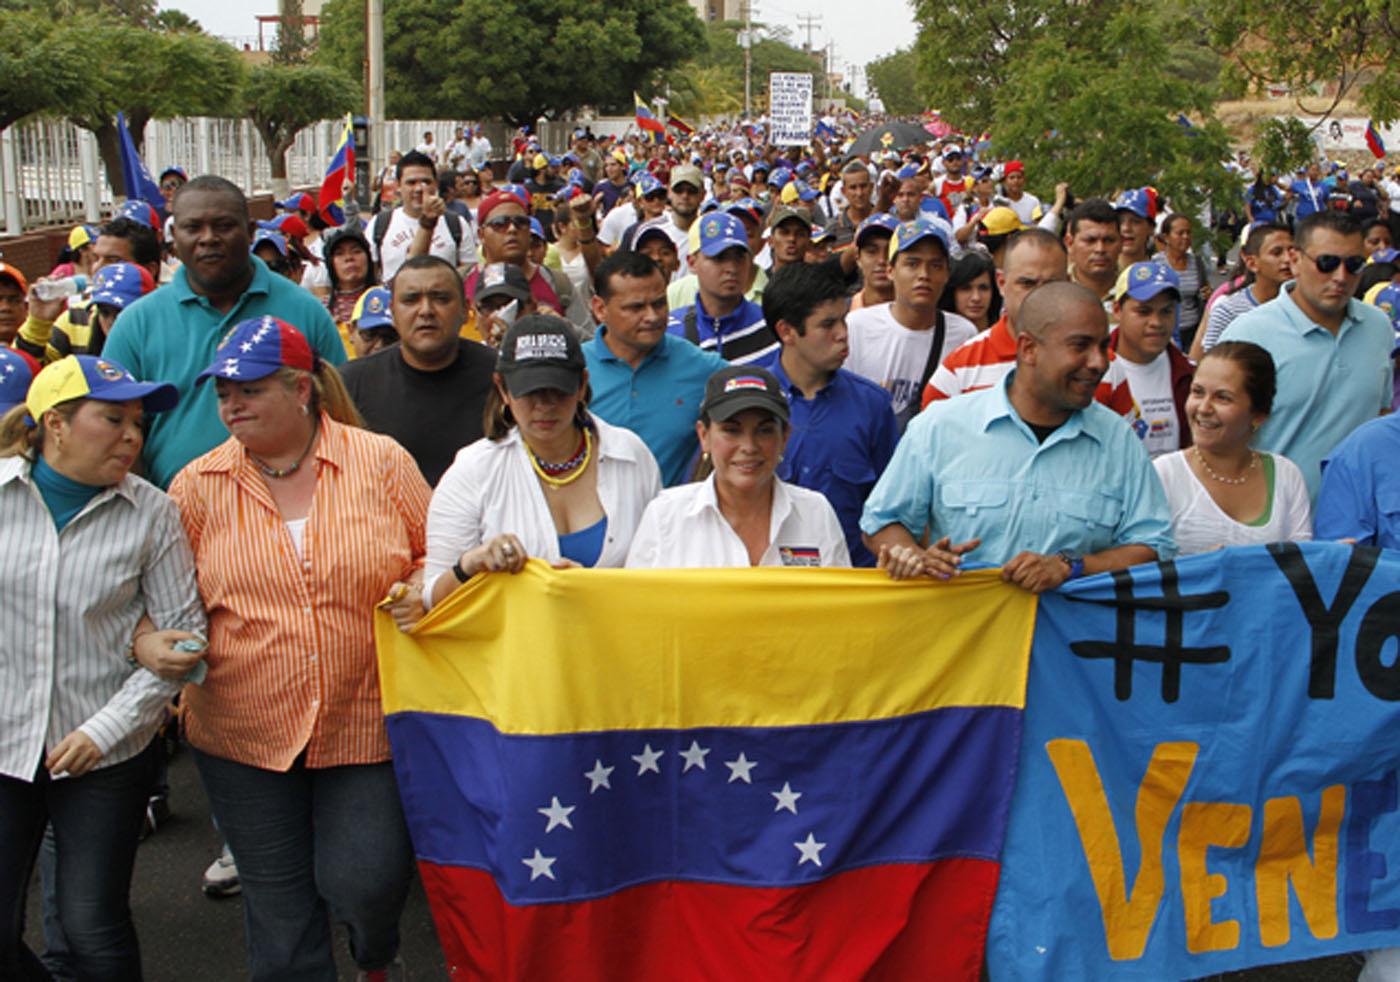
[[377, 563, 1036, 734]]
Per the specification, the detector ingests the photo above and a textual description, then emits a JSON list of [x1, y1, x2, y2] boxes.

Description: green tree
[[866, 48, 920, 117], [243, 62, 357, 193], [660, 20, 826, 118], [273, 0, 311, 66], [0, 10, 95, 129], [317, 0, 704, 126], [1253, 116, 1315, 179], [1207, 0, 1400, 124]]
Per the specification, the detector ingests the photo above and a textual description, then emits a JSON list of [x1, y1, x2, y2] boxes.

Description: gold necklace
[[528, 428, 592, 490], [1193, 446, 1257, 485]]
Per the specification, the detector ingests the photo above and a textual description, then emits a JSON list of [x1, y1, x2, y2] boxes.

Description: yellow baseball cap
[[26, 355, 177, 424]]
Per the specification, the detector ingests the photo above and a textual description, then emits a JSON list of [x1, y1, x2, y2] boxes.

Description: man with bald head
[[862, 280, 1175, 592]]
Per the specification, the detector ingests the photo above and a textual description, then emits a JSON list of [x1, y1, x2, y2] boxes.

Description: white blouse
[[625, 474, 851, 569], [423, 417, 661, 605], [1153, 450, 1313, 556]]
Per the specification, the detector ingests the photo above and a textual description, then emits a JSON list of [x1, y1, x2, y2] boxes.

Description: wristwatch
[[452, 558, 470, 583], [1056, 549, 1085, 579]]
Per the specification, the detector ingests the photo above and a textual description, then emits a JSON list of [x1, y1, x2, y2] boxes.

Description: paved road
[[23, 744, 1364, 981]]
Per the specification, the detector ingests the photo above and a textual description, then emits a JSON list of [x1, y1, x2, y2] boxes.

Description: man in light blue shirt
[[1219, 210, 1392, 501], [1314, 413, 1400, 547], [104, 176, 345, 488], [585, 251, 725, 486], [862, 281, 1174, 592]]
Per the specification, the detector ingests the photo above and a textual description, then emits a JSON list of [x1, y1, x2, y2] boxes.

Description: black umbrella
[[845, 121, 935, 158]]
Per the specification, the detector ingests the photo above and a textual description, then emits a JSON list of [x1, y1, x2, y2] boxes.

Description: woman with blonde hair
[[168, 316, 429, 982], [0, 355, 204, 979]]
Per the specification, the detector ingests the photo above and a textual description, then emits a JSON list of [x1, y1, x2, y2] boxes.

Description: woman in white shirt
[[425, 315, 660, 607], [1153, 341, 1312, 555], [627, 365, 849, 568]]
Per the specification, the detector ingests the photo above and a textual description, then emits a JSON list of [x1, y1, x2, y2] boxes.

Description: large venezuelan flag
[[634, 93, 670, 146], [378, 563, 1036, 981]]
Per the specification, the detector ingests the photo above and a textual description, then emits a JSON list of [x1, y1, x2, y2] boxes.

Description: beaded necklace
[[528, 427, 592, 489], [248, 423, 318, 479]]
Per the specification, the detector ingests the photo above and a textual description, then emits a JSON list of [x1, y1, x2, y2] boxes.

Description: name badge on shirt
[[779, 546, 821, 567]]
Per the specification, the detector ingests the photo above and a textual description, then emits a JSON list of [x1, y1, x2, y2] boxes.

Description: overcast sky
[[160, 0, 918, 98]]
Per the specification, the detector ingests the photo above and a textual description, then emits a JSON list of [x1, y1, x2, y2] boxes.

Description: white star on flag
[[794, 832, 826, 867], [522, 848, 557, 881], [679, 740, 710, 772], [724, 752, 757, 784], [240, 342, 254, 352], [631, 744, 663, 775], [584, 759, 613, 793], [222, 359, 240, 375], [772, 782, 802, 814], [538, 796, 575, 833]]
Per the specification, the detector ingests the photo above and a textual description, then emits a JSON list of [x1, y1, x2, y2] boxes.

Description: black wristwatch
[[1056, 549, 1085, 579], [452, 559, 470, 583]]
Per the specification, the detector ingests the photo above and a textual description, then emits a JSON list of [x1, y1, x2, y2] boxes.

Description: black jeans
[[0, 742, 158, 981]]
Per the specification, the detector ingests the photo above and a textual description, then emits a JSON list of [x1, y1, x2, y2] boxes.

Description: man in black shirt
[[339, 255, 497, 486]]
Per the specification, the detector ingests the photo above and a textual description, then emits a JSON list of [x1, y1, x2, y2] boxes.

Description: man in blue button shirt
[[861, 281, 1174, 592], [667, 213, 777, 365], [1218, 209, 1393, 501], [104, 176, 345, 488], [585, 251, 725, 485], [760, 261, 898, 566]]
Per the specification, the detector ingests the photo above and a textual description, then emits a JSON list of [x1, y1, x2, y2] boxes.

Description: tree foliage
[[1207, 0, 1400, 125], [317, 0, 704, 126], [911, 0, 1233, 216], [1253, 116, 1315, 178], [244, 62, 358, 180], [0, 11, 95, 130], [661, 20, 827, 118], [866, 48, 919, 117]]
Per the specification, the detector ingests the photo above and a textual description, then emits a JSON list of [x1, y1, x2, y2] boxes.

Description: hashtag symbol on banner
[[1065, 561, 1230, 703]]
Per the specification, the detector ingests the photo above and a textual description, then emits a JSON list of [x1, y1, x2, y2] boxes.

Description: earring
[[301, 405, 310, 416]]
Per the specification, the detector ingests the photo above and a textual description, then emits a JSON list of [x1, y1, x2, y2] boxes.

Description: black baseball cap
[[496, 315, 585, 396], [700, 365, 789, 424]]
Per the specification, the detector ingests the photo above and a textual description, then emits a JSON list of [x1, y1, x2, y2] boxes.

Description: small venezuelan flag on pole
[[635, 93, 669, 146], [1366, 119, 1387, 159]]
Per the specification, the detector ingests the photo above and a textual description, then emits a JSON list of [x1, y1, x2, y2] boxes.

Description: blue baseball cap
[[278, 192, 315, 212], [855, 212, 901, 249], [117, 200, 161, 231], [767, 167, 792, 189], [197, 316, 319, 385], [896, 162, 921, 181], [724, 198, 763, 228], [528, 218, 546, 241], [250, 229, 289, 258], [889, 219, 950, 260], [26, 355, 177, 423], [1370, 248, 1400, 264], [636, 173, 665, 197], [1117, 262, 1181, 302], [1114, 189, 1152, 220], [350, 287, 394, 331], [0, 348, 37, 416], [696, 213, 750, 257], [88, 263, 155, 311]]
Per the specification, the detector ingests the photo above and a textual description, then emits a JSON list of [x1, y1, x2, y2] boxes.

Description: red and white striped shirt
[[169, 417, 429, 770], [921, 314, 1018, 408]]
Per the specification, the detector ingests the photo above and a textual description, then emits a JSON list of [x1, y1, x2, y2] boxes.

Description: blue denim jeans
[[191, 748, 414, 982], [0, 743, 158, 982]]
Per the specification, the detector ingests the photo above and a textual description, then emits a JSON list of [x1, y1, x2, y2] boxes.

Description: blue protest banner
[[989, 542, 1400, 979]]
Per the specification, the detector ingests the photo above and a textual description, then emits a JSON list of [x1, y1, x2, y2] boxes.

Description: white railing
[[0, 113, 669, 237]]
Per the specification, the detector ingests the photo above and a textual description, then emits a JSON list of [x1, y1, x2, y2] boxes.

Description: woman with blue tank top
[[422, 314, 661, 610]]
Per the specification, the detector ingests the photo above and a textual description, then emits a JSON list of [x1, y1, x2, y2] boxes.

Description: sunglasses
[[1298, 250, 1365, 275], [160, 181, 182, 191], [484, 215, 531, 230]]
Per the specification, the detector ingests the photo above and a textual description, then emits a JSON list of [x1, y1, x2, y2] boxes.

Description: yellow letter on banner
[[1047, 739, 1199, 961], [1179, 801, 1252, 953], [1254, 787, 1346, 947]]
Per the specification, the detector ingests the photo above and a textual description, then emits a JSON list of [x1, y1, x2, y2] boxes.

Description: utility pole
[[796, 12, 821, 53], [742, 0, 754, 118], [365, 0, 385, 182]]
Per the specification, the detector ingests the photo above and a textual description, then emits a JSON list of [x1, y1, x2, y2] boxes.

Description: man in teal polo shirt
[[1218, 210, 1392, 501], [862, 281, 1174, 592], [104, 176, 346, 488], [585, 250, 724, 486]]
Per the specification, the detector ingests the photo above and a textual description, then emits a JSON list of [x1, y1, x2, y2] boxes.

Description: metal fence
[[0, 114, 651, 237]]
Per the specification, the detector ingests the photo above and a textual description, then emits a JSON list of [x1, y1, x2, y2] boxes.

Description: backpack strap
[[684, 306, 700, 346], [917, 310, 947, 395]]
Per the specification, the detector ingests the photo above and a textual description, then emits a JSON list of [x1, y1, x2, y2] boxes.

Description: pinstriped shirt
[[0, 456, 206, 782], [168, 417, 430, 771]]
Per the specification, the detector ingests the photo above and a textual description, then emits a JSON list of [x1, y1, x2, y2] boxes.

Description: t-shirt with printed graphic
[[844, 301, 977, 426], [1098, 352, 1180, 457]]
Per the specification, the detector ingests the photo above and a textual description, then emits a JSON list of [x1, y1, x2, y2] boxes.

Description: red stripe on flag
[[420, 858, 999, 981]]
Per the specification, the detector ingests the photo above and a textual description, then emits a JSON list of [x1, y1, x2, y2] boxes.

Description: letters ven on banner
[[376, 563, 1036, 981], [989, 542, 1400, 979]]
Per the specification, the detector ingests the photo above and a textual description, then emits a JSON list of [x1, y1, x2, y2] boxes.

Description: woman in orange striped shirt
[[168, 317, 429, 982]]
